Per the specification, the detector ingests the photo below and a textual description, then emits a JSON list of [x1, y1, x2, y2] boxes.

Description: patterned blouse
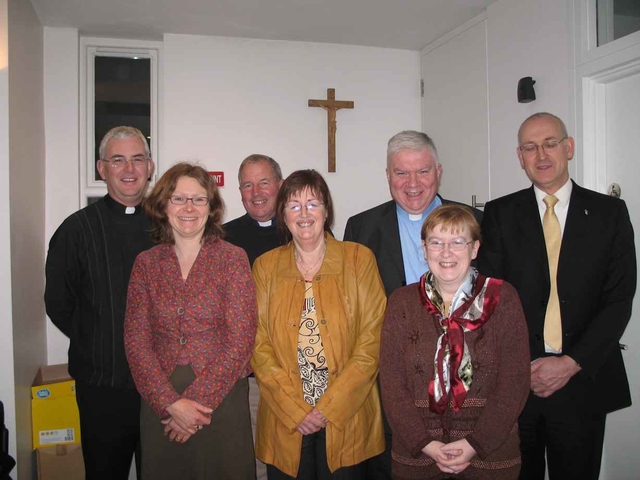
[[297, 281, 328, 405], [124, 239, 257, 417]]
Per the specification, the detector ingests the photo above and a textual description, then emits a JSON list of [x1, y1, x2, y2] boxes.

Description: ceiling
[[30, 0, 496, 51]]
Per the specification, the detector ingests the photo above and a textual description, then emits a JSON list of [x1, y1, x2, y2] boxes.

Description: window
[[597, 0, 640, 46], [80, 38, 161, 205]]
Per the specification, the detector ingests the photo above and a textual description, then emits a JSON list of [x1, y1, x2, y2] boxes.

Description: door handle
[[608, 183, 621, 198], [471, 195, 485, 209]]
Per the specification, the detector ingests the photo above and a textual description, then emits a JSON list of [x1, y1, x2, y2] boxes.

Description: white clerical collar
[[125, 206, 136, 215], [408, 213, 423, 222], [257, 220, 273, 227]]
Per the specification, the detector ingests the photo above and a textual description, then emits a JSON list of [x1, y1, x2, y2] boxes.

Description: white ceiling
[[30, 0, 496, 51]]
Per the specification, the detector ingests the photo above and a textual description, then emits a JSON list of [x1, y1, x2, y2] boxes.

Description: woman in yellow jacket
[[251, 170, 386, 479]]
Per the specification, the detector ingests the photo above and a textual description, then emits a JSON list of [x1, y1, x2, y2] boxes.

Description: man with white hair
[[344, 130, 482, 479], [45, 126, 155, 480]]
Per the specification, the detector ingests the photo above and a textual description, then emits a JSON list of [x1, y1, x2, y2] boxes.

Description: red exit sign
[[208, 171, 224, 187]]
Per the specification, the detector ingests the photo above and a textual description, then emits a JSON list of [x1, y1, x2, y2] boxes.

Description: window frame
[[79, 36, 162, 205]]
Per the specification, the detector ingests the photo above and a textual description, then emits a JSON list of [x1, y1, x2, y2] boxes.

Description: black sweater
[[223, 213, 284, 266], [45, 195, 153, 389]]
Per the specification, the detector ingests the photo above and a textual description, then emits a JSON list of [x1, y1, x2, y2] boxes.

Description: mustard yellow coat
[[251, 235, 386, 476]]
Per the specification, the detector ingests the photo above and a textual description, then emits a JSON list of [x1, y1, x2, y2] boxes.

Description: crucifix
[[308, 88, 354, 172]]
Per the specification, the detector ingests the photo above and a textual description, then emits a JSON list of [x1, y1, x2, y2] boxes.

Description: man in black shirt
[[224, 154, 284, 480], [45, 126, 155, 480], [224, 154, 284, 266]]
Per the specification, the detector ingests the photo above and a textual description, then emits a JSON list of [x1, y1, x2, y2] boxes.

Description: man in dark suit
[[344, 130, 482, 478], [478, 112, 636, 480]]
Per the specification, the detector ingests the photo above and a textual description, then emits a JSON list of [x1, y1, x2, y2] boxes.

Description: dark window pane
[[94, 56, 151, 181], [597, 0, 640, 47]]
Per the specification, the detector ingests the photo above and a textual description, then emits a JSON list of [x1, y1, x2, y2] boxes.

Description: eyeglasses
[[519, 137, 568, 156], [285, 202, 324, 213], [169, 196, 209, 206], [426, 240, 473, 252], [102, 155, 150, 168]]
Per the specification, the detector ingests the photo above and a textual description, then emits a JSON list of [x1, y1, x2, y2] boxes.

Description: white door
[[421, 17, 489, 210], [577, 43, 640, 480]]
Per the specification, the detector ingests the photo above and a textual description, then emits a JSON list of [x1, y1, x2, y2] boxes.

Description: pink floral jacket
[[124, 239, 257, 416]]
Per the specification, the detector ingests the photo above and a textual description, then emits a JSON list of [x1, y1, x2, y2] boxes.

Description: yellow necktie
[[543, 195, 562, 351]]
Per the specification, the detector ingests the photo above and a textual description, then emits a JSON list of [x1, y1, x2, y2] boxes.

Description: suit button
[[177, 307, 184, 315], [320, 319, 327, 325], [315, 276, 321, 281], [331, 369, 338, 375]]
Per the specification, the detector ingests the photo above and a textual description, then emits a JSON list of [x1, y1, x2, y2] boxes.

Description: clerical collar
[[250, 214, 276, 228], [104, 194, 142, 216]]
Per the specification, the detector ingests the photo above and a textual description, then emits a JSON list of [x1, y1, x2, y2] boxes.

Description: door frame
[[573, 0, 640, 192]]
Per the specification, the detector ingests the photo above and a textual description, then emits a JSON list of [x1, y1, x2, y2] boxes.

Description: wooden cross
[[308, 88, 354, 172]]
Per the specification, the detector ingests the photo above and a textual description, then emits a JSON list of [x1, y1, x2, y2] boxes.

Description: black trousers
[[75, 381, 141, 480], [266, 429, 365, 480], [518, 374, 606, 480]]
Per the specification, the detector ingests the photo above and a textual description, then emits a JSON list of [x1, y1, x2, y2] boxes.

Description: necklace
[[295, 244, 326, 275]]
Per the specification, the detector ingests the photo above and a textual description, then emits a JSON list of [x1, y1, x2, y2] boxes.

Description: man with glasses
[[478, 112, 636, 480], [343, 130, 482, 479], [45, 126, 155, 480], [223, 154, 285, 480]]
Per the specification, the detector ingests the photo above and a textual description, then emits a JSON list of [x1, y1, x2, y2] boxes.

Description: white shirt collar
[[533, 178, 573, 209]]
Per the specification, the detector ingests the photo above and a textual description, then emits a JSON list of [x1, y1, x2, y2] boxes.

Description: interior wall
[[45, 30, 421, 374], [0, 0, 16, 466], [486, 0, 572, 199], [162, 34, 422, 237], [8, 0, 47, 477], [44, 26, 79, 366]]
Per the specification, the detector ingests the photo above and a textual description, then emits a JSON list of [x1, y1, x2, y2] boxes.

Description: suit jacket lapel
[[518, 187, 550, 281], [378, 202, 405, 291], [558, 182, 589, 282]]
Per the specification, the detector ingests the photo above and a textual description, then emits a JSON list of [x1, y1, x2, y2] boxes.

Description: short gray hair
[[518, 112, 569, 144], [387, 130, 439, 165], [237, 154, 283, 184], [98, 126, 150, 160]]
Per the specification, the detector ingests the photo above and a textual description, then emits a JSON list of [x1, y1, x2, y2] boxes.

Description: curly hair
[[143, 162, 224, 244]]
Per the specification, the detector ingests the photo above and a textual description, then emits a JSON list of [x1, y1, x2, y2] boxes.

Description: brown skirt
[[140, 365, 256, 480]]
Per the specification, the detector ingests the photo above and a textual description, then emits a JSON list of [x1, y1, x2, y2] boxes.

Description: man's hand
[[530, 355, 581, 397]]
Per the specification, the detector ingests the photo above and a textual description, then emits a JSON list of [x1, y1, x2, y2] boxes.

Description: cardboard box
[[36, 444, 84, 480], [31, 364, 81, 449]]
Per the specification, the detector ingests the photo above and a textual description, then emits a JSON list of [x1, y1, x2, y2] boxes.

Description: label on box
[[39, 428, 75, 445]]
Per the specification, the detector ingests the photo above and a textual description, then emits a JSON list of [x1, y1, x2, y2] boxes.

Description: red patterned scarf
[[419, 269, 503, 414]]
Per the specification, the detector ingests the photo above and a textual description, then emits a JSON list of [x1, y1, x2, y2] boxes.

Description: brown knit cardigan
[[380, 280, 530, 480]]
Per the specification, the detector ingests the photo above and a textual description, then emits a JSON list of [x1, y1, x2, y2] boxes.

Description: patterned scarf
[[419, 268, 502, 414]]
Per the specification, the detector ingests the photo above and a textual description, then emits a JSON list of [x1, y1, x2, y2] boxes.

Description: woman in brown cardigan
[[380, 205, 530, 480]]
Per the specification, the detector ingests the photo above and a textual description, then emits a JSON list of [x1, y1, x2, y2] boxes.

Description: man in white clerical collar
[[222, 153, 285, 480], [343, 130, 482, 479]]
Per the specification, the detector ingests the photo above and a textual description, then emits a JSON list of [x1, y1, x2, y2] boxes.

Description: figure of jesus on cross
[[308, 88, 354, 172]]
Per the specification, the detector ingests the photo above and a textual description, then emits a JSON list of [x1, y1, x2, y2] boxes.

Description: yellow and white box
[[31, 364, 81, 449]]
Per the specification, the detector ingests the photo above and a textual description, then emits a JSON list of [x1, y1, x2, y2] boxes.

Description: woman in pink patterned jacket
[[124, 162, 257, 480]]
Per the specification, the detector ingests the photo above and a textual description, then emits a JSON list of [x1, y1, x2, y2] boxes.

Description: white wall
[[44, 30, 421, 378], [7, 0, 47, 477], [0, 0, 16, 467], [163, 34, 422, 238], [44, 27, 80, 366], [486, 0, 573, 199]]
